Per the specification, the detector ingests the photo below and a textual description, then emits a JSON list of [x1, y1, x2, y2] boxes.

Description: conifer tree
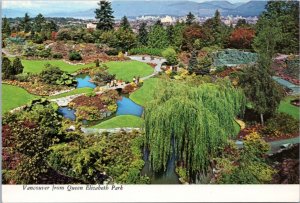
[[2, 17, 11, 36], [2, 57, 13, 80], [188, 50, 198, 73], [148, 24, 169, 49], [138, 22, 148, 46], [186, 12, 195, 25], [120, 16, 131, 31], [22, 13, 31, 33], [95, 0, 115, 31], [12, 57, 24, 75]]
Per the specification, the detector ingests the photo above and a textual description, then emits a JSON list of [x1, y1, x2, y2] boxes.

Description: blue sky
[[3, 0, 251, 10]]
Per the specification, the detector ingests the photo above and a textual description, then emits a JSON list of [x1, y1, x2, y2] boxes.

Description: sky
[[2, 0, 251, 10]]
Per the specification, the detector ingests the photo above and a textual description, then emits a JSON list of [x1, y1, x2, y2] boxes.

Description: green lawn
[[22, 59, 94, 74], [2, 84, 39, 113], [48, 87, 94, 99], [90, 115, 144, 129], [106, 61, 154, 82], [129, 78, 160, 106], [278, 96, 299, 120]]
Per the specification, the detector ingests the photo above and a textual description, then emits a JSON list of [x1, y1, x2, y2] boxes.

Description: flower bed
[[69, 90, 119, 121], [3, 79, 71, 96]]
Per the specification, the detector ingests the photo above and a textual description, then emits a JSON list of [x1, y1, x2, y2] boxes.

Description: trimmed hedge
[[128, 47, 163, 56]]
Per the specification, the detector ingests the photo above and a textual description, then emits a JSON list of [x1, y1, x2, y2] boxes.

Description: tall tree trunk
[[260, 113, 264, 126]]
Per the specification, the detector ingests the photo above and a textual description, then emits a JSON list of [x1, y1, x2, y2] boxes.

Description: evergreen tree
[[256, 0, 299, 54], [166, 25, 175, 45], [33, 13, 45, 32], [22, 13, 31, 33], [95, 0, 115, 31], [239, 63, 284, 125], [188, 50, 198, 73], [236, 19, 248, 28], [155, 19, 163, 27], [2, 57, 13, 80], [186, 12, 195, 25], [173, 21, 186, 50], [148, 24, 169, 49], [12, 57, 24, 75], [253, 18, 281, 68], [138, 22, 148, 46], [2, 17, 11, 36], [120, 16, 131, 31]]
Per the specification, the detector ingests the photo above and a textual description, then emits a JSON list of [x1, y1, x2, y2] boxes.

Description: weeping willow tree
[[144, 78, 246, 182]]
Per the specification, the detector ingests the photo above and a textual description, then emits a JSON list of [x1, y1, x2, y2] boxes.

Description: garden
[[2, 0, 299, 185]]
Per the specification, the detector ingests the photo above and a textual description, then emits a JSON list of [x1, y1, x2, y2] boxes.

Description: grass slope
[[48, 87, 94, 99], [22, 60, 94, 73], [278, 96, 299, 120], [2, 84, 39, 113], [129, 78, 160, 106], [106, 61, 154, 82], [91, 115, 144, 129]]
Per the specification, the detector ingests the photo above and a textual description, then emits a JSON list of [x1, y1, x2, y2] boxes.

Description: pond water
[[76, 74, 97, 89], [58, 97, 143, 121], [272, 76, 300, 94], [116, 97, 144, 117], [141, 137, 180, 184], [58, 107, 76, 121]]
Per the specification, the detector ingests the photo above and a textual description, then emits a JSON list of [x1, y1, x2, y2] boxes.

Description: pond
[[116, 97, 144, 117], [76, 74, 96, 89], [58, 107, 76, 121], [58, 97, 144, 122], [141, 136, 180, 184]]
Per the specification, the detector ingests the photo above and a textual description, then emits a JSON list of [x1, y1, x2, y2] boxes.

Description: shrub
[[162, 48, 178, 65], [76, 106, 102, 121], [105, 49, 119, 56], [52, 53, 63, 59], [128, 47, 163, 56], [39, 64, 76, 86], [264, 112, 299, 135], [69, 51, 82, 61], [37, 48, 52, 58]]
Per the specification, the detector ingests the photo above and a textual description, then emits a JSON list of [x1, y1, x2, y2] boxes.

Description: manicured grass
[[2, 84, 39, 113], [22, 59, 94, 74], [105, 61, 154, 82], [48, 87, 94, 99], [90, 115, 144, 129], [278, 96, 299, 120], [129, 78, 160, 106]]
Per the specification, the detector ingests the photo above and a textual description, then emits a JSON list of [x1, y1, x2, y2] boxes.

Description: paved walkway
[[235, 136, 300, 154]]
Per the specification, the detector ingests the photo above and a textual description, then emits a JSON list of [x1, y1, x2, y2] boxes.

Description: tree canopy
[[95, 0, 115, 31], [144, 79, 245, 182]]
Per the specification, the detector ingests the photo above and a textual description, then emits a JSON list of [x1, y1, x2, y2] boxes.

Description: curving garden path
[[50, 55, 166, 107]]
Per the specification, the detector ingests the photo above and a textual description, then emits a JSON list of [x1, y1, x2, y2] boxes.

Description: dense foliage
[[238, 63, 284, 124], [48, 131, 149, 184], [144, 79, 245, 182], [213, 132, 276, 184], [2, 99, 62, 184], [39, 64, 76, 86], [2, 57, 24, 80]]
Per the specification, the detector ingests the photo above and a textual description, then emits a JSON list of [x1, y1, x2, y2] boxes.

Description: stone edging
[[81, 127, 141, 134]]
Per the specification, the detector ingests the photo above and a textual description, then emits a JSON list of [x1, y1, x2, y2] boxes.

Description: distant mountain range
[[3, 0, 267, 19]]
